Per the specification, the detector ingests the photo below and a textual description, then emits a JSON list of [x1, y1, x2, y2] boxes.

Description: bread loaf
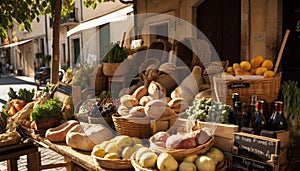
[[148, 81, 167, 99], [45, 120, 79, 142], [171, 86, 194, 103], [120, 95, 139, 108], [129, 106, 146, 117], [132, 85, 148, 101], [168, 98, 189, 113], [117, 105, 131, 116], [145, 99, 167, 119], [66, 123, 114, 151], [139, 96, 153, 106]]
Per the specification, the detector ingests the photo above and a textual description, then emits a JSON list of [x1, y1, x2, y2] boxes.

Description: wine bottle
[[248, 95, 258, 128], [268, 101, 288, 131], [229, 93, 240, 124], [253, 100, 268, 135]]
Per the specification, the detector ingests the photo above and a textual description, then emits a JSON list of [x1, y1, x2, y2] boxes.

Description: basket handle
[[213, 76, 221, 103], [274, 29, 290, 73]]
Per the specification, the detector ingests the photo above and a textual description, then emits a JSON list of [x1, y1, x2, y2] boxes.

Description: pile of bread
[[117, 63, 206, 122]]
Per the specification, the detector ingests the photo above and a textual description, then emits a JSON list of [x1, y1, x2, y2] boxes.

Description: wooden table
[[0, 140, 39, 171], [19, 126, 134, 171]]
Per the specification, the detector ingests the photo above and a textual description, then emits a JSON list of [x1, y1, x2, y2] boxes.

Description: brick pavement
[[0, 147, 67, 171]]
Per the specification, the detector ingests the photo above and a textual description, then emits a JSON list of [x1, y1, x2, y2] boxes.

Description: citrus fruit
[[261, 59, 274, 70], [240, 61, 252, 71], [251, 56, 264, 68], [92, 147, 106, 158], [226, 66, 234, 73], [255, 67, 268, 75], [263, 70, 276, 78]]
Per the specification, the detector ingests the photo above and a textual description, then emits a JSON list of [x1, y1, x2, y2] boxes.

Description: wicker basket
[[213, 72, 282, 105], [91, 154, 133, 169], [149, 136, 214, 158], [131, 151, 227, 171], [112, 113, 152, 139]]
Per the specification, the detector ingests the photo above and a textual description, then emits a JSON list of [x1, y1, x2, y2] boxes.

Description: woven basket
[[112, 113, 179, 139], [131, 151, 227, 171], [213, 72, 282, 105], [149, 136, 214, 158], [91, 154, 133, 169], [112, 113, 152, 139]]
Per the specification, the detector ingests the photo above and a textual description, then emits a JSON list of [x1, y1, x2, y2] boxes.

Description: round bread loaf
[[132, 85, 148, 101], [120, 94, 139, 108], [145, 99, 167, 119], [129, 106, 146, 117]]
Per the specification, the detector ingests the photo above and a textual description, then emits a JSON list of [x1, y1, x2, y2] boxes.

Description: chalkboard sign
[[53, 82, 74, 103], [232, 155, 275, 171], [233, 132, 280, 162], [228, 83, 250, 89]]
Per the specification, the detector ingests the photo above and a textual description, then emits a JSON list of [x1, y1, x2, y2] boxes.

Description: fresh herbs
[[30, 98, 62, 121], [281, 81, 300, 122], [8, 87, 35, 103]]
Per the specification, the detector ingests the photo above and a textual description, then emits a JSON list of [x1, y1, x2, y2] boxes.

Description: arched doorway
[[196, 0, 241, 64]]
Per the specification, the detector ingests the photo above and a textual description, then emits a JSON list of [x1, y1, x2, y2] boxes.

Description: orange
[[251, 56, 264, 68], [255, 67, 268, 76], [263, 70, 276, 78], [261, 60, 274, 70], [240, 61, 252, 71]]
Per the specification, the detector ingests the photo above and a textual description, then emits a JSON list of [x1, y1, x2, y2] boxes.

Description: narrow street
[[0, 73, 66, 171]]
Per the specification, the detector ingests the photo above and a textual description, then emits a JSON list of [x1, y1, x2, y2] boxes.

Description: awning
[[67, 5, 133, 37], [0, 39, 33, 48]]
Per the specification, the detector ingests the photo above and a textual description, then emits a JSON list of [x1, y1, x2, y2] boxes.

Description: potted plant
[[101, 42, 128, 77]]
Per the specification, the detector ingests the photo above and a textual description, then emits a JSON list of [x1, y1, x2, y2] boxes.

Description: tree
[[0, 0, 115, 83], [0, 0, 42, 38]]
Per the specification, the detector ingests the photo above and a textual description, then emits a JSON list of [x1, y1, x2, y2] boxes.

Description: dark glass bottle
[[229, 93, 240, 124], [234, 101, 247, 131], [253, 100, 268, 135], [248, 95, 258, 128], [268, 101, 288, 131]]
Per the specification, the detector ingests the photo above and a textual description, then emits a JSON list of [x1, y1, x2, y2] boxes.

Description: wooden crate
[[260, 129, 290, 149], [213, 135, 234, 153], [196, 121, 239, 139]]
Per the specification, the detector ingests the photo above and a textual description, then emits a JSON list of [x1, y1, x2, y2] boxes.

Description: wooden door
[[196, 0, 241, 64], [282, 0, 300, 85]]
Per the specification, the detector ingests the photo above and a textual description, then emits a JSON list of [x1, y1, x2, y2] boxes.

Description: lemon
[[255, 67, 268, 76], [226, 67, 234, 73], [240, 61, 252, 71], [104, 153, 120, 160], [263, 70, 276, 78], [261, 59, 274, 70], [251, 56, 264, 68], [92, 147, 106, 158]]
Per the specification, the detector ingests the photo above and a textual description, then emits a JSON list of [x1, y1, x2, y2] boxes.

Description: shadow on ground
[[0, 75, 36, 86]]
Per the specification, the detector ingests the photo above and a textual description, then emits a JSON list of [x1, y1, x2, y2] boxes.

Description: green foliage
[[30, 98, 62, 121], [102, 42, 128, 63], [7, 87, 35, 103], [84, 0, 115, 9], [281, 81, 300, 121]]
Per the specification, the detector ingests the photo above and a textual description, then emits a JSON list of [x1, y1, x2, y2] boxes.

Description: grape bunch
[[185, 97, 231, 123], [87, 98, 117, 118]]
